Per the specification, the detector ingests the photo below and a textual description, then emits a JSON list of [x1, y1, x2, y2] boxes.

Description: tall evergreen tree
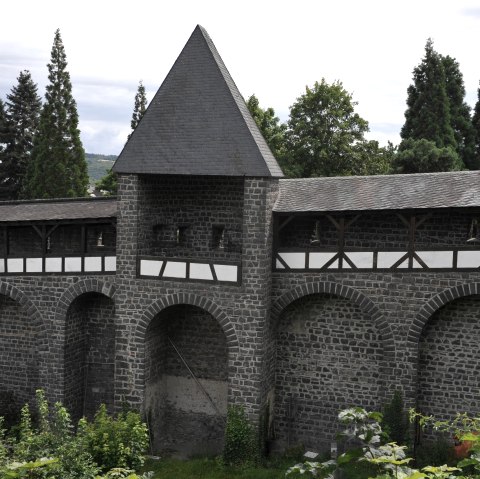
[[4, 70, 42, 198], [97, 80, 149, 195], [473, 86, 480, 168], [442, 55, 477, 169], [24, 29, 88, 199], [401, 39, 457, 151], [128, 80, 147, 140], [0, 99, 15, 199]]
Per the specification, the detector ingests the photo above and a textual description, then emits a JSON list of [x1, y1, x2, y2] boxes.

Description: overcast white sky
[[1, 0, 479, 155]]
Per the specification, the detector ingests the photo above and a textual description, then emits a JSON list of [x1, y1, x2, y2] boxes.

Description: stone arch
[[54, 278, 116, 322], [272, 280, 394, 358], [136, 292, 239, 353], [56, 279, 116, 420], [0, 280, 47, 409], [407, 282, 480, 347]]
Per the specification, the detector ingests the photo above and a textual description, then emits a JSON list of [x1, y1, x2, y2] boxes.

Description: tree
[[473, 86, 480, 168], [23, 29, 88, 199], [246, 94, 286, 160], [128, 80, 147, 139], [442, 55, 477, 169], [393, 138, 461, 173], [401, 39, 456, 151], [3, 70, 42, 199], [0, 99, 15, 199], [283, 79, 390, 177], [97, 81, 149, 195]]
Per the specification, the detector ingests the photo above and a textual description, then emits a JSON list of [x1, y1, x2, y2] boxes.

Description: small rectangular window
[[176, 225, 188, 246], [212, 225, 225, 249]]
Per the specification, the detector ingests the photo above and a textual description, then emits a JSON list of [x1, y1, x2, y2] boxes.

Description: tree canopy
[[0, 99, 15, 199], [282, 79, 391, 177], [2, 70, 42, 199], [23, 29, 88, 199]]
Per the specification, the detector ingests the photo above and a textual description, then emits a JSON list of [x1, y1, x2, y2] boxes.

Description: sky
[[1, 0, 480, 156]]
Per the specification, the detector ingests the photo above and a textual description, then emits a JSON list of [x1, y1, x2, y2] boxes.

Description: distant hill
[[86, 153, 117, 183]]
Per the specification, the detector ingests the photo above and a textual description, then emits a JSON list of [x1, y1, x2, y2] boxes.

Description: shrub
[[383, 390, 409, 446], [79, 404, 149, 472], [222, 404, 259, 467]]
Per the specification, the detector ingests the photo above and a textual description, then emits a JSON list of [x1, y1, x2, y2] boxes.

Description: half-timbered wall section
[[0, 198, 117, 275]]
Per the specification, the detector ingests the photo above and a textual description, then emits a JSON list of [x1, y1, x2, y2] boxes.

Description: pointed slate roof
[[113, 26, 283, 177]]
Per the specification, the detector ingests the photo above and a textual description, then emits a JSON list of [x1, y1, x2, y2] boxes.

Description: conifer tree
[[442, 55, 477, 169], [97, 81, 148, 195], [401, 39, 456, 151], [24, 29, 88, 199], [0, 99, 15, 199], [473, 86, 480, 168], [4, 70, 42, 198]]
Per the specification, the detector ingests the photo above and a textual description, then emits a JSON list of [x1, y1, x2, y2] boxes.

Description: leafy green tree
[[97, 81, 149, 195], [393, 138, 461, 173], [246, 94, 286, 160], [401, 39, 456, 152], [3, 70, 42, 199], [283, 79, 390, 177], [24, 29, 88, 199], [0, 99, 15, 200], [473, 86, 480, 168]]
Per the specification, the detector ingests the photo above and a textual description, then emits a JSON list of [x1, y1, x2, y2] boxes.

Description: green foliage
[[23, 29, 88, 199], [79, 404, 149, 472], [393, 138, 462, 173], [0, 98, 15, 200], [0, 70, 42, 199], [283, 79, 391, 178], [246, 94, 287, 161], [95, 169, 117, 196], [415, 438, 456, 469], [85, 153, 116, 183], [223, 405, 259, 467], [129, 81, 148, 139], [383, 390, 409, 446], [473, 87, 480, 169]]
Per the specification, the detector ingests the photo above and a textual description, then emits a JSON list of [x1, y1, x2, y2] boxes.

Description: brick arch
[[55, 278, 116, 321], [272, 281, 394, 358], [136, 293, 239, 353], [407, 282, 480, 346]]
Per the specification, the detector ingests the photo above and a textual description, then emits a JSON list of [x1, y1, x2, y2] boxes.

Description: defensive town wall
[[1, 175, 480, 455]]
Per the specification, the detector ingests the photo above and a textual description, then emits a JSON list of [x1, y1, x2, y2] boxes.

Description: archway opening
[[418, 295, 480, 425], [64, 292, 115, 422], [145, 304, 228, 457], [0, 294, 39, 424], [274, 293, 384, 452]]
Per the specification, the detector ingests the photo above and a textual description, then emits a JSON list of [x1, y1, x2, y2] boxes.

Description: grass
[[141, 457, 289, 479]]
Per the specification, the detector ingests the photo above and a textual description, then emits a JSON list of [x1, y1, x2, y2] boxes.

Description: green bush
[[383, 390, 409, 446], [223, 405, 259, 467], [79, 404, 149, 472]]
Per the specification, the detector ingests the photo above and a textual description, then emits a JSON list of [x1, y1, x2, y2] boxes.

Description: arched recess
[[138, 293, 238, 457], [0, 281, 46, 419], [409, 283, 480, 427], [56, 279, 116, 421], [271, 281, 391, 451]]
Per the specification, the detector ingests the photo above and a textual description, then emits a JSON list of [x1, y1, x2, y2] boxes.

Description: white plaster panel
[[417, 251, 452, 268], [457, 250, 480, 268], [278, 252, 305, 269], [214, 264, 238, 282], [327, 259, 339, 269], [411, 258, 423, 269], [26, 258, 43, 273], [309, 252, 336, 269], [104, 256, 116, 271], [64, 257, 82, 272], [84, 256, 102, 272], [163, 261, 187, 278], [275, 259, 285, 269], [190, 263, 213, 280], [345, 252, 374, 269], [0, 260, 4, 273], [377, 251, 407, 269], [140, 259, 162, 276], [45, 257, 62, 272], [7, 258, 23, 273]]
